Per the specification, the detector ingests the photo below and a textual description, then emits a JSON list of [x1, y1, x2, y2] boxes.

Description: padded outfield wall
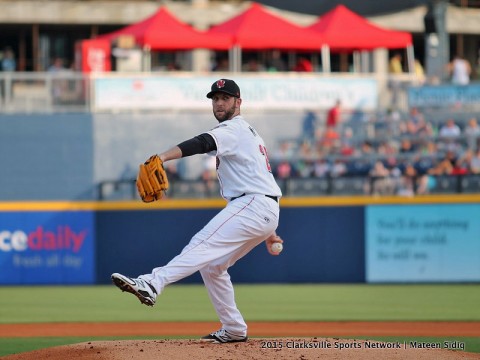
[[0, 196, 479, 285]]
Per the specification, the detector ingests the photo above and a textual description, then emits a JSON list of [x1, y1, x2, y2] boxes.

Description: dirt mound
[[4, 338, 479, 360]]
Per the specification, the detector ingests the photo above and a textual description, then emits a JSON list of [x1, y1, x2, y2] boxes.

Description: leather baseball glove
[[136, 155, 169, 202]]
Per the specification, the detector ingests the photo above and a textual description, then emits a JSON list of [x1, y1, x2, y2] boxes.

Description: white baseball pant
[[140, 194, 279, 336]]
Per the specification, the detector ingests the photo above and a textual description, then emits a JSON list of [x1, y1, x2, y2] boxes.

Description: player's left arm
[[265, 232, 283, 256], [158, 133, 217, 162]]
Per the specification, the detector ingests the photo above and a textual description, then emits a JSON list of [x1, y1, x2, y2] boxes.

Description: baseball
[[271, 242, 283, 253]]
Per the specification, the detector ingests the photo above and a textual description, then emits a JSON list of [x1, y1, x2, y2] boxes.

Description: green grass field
[[0, 284, 479, 356]]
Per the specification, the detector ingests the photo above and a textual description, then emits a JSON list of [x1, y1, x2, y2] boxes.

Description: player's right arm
[[265, 232, 283, 256]]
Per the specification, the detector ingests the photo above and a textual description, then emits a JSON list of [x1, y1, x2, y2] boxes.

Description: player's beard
[[214, 101, 237, 123]]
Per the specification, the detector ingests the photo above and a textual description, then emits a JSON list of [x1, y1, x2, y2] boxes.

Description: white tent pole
[[321, 44, 331, 73], [228, 45, 241, 72], [142, 45, 151, 72], [236, 46, 242, 73], [353, 51, 360, 72], [229, 46, 234, 72], [406, 44, 415, 74], [361, 50, 369, 73], [229, 45, 241, 73]]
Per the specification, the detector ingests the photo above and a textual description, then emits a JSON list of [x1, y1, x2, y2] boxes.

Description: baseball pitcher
[[112, 79, 284, 344]]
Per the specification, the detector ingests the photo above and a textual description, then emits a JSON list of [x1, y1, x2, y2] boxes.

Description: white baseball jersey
[[207, 115, 282, 200]]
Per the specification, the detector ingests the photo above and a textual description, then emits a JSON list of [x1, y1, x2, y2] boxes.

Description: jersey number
[[259, 145, 272, 173]]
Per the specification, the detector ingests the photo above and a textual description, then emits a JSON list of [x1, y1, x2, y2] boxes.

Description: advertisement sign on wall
[[365, 204, 480, 282], [75, 39, 111, 73], [0, 211, 95, 284], [92, 76, 377, 112], [408, 84, 480, 109]]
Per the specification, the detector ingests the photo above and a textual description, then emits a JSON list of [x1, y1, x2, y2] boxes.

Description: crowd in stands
[[270, 106, 480, 196]]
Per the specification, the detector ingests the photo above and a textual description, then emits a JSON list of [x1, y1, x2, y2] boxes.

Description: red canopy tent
[[97, 6, 231, 50], [307, 5, 414, 72], [206, 2, 324, 71], [307, 5, 412, 51], [207, 2, 323, 50]]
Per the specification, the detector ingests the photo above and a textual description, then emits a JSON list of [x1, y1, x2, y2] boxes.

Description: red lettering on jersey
[[259, 145, 272, 173]]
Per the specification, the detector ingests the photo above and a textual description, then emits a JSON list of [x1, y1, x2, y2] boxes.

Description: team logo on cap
[[216, 80, 225, 88]]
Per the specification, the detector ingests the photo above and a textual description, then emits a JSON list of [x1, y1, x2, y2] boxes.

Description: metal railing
[[0, 71, 417, 113], [0, 72, 90, 113], [97, 174, 480, 200]]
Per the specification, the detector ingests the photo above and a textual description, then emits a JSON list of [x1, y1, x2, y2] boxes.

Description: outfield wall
[[1, 196, 479, 285]]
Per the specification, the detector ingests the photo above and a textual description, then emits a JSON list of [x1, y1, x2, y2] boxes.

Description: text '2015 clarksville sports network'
[[260, 340, 466, 351]]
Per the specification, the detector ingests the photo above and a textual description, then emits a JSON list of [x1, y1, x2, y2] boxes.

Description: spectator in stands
[[414, 59, 426, 85], [318, 126, 340, 154], [406, 160, 436, 196], [438, 118, 461, 151], [377, 141, 397, 156], [366, 160, 393, 195], [274, 140, 294, 160], [202, 155, 217, 195], [360, 141, 374, 155], [418, 140, 438, 157], [293, 159, 314, 178], [408, 107, 423, 124], [313, 158, 330, 178], [242, 58, 265, 72], [267, 50, 287, 72], [301, 110, 317, 145], [415, 117, 435, 138], [293, 57, 313, 72], [402, 108, 433, 138], [464, 117, 480, 151], [48, 57, 67, 72], [212, 56, 229, 72], [1, 47, 16, 72], [389, 53, 403, 74], [339, 127, 356, 156], [167, 62, 182, 71], [396, 163, 417, 197], [447, 54, 472, 85], [384, 108, 402, 137], [326, 100, 342, 128], [428, 150, 457, 175], [388, 53, 403, 109], [330, 159, 347, 178], [470, 148, 480, 174], [399, 138, 416, 154], [298, 141, 314, 159], [165, 161, 181, 181], [413, 153, 436, 176], [275, 160, 292, 180], [47, 57, 70, 104], [453, 149, 473, 175]]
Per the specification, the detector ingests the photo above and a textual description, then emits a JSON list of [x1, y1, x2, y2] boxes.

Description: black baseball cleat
[[201, 328, 248, 344], [111, 273, 157, 307]]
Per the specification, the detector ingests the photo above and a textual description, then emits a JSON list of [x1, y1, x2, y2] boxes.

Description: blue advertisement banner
[[408, 84, 480, 108], [0, 211, 95, 284], [366, 204, 480, 282]]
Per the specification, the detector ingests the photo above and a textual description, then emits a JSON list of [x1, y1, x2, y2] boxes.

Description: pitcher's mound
[[3, 338, 479, 360]]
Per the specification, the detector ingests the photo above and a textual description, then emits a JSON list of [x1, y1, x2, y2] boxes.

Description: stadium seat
[[331, 177, 367, 195], [170, 180, 213, 199], [429, 176, 459, 194], [460, 175, 480, 193], [286, 178, 330, 196]]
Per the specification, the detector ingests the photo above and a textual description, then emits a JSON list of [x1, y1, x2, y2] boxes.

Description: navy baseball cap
[[206, 79, 241, 98]]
